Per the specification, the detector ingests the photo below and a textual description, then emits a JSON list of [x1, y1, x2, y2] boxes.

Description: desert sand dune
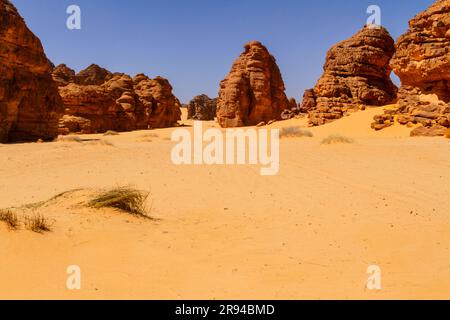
[[1, 108, 450, 300]]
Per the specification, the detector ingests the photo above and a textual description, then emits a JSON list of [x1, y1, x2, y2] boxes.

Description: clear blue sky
[[13, 0, 434, 103]]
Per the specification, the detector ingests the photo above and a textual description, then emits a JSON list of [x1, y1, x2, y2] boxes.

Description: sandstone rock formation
[[75, 64, 112, 86], [303, 26, 397, 126], [217, 41, 290, 127], [52, 64, 76, 87], [55, 65, 181, 134], [372, 0, 450, 136], [133, 74, 182, 129], [288, 97, 299, 112], [299, 89, 317, 113], [187, 95, 217, 121], [0, 0, 63, 142]]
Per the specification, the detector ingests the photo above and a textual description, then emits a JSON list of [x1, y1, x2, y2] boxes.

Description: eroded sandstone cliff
[[372, 0, 450, 136], [0, 0, 63, 142]]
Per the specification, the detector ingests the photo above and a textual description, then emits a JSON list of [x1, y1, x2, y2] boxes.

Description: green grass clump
[[88, 187, 150, 218]]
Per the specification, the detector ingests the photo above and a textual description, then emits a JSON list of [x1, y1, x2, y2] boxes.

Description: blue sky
[[13, 0, 435, 103]]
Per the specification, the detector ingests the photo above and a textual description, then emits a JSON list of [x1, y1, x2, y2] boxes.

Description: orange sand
[[1, 107, 450, 300]]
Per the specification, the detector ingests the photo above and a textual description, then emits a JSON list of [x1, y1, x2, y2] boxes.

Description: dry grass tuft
[[321, 134, 354, 145], [88, 187, 151, 218], [103, 130, 119, 136], [86, 139, 115, 147], [0, 209, 19, 230], [56, 135, 83, 143], [24, 215, 52, 233], [280, 127, 313, 139], [57, 135, 114, 147], [138, 133, 159, 142]]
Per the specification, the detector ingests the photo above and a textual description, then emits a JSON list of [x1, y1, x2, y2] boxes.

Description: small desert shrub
[[88, 187, 150, 218], [0, 210, 19, 230], [56, 135, 83, 143], [143, 133, 159, 138], [321, 134, 354, 145], [280, 127, 313, 138], [103, 130, 119, 136], [24, 215, 52, 233], [86, 139, 114, 147], [138, 133, 160, 143]]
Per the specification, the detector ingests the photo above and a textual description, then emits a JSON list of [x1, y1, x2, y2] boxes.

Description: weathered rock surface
[[373, 0, 450, 136], [52, 64, 76, 87], [217, 41, 290, 127], [187, 94, 217, 121], [0, 0, 63, 142], [299, 89, 317, 113], [75, 64, 113, 86], [288, 98, 298, 111], [133, 74, 182, 129], [304, 26, 397, 126], [55, 65, 181, 134]]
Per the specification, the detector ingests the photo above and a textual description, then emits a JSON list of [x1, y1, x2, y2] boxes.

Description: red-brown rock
[[217, 41, 290, 127], [187, 94, 217, 121], [52, 64, 76, 87], [304, 26, 397, 126], [299, 89, 316, 113], [133, 74, 182, 129], [75, 64, 113, 86], [0, 0, 63, 142], [56, 66, 181, 134], [374, 0, 450, 137]]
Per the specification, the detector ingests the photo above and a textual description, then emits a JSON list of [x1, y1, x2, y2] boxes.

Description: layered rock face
[[304, 26, 397, 126], [55, 65, 181, 134], [187, 95, 217, 121], [372, 0, 450, 136], [0, 0, 63, 142], [217, 41, 290, 127]]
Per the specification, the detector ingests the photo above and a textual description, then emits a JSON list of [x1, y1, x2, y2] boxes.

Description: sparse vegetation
[[24, 214, 52, 233], [86, 139, 114, 147], [279, 127, 313, 138], [138, 133, 160, 143], [321, 134, 354, 145], [88, 187, 151, 218], [56, 135, 83, 143], [103, 130, 119, 136], [56, 135, 114, 146], [0, 210, 19, 230]]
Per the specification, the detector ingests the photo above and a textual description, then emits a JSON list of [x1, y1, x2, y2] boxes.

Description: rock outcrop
[[303, 26, 397, 126], [216, 41, 290, 127], [52, 64, 76, 87], [187, 95, 217, 121], [299, 89, 317, 113], [55, 65, 181, 134], [372, 0, 450, 136], [75, 64, 112, 86], [0, 0, 63, 142]]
